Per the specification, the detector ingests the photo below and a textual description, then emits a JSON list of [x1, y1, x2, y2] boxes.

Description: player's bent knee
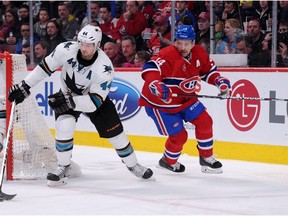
[[108, 131, 130, 149], [170, 129, 188, 146], [55, 114, 76, 139]]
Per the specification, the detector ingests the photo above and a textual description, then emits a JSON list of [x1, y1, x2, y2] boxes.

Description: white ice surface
[[1, 145, 288, 215]]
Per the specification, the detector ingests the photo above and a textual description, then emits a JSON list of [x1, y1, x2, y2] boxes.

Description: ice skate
[[47, 164, 70, 187], [199, 155, 223, 174], [127, 163, 154, 180], [158, 156, 185, 173], [66, 160, 82, 178]]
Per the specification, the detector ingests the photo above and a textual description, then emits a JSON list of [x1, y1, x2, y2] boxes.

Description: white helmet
[[78, 24, 102, 50]]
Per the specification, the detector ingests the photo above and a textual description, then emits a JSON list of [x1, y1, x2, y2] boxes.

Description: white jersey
[[24, 41, 114, 112]]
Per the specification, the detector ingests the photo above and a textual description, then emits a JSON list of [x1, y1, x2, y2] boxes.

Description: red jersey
[[99, 17, 115, 37], [139, 45, 221, 113], [110, 10, 148, 40], [148, 31, 172, 56]]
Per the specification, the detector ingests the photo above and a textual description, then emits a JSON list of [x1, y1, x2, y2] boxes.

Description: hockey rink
[[1, 145, 288, 215]]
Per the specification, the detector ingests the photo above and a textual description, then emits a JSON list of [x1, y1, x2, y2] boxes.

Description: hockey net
[[0, 52, 57, 180]]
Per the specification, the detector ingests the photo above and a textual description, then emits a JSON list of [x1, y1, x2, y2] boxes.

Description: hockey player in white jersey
[[8, 24, 154, 186]]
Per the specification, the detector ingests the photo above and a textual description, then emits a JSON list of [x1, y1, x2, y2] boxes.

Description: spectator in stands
[[147, 14, 171, 56], [236, 35, 252, 54], [204, 1, 223, 21], [216, 18, 241, 54], [134, 50, 151, 67], [198, 38, 210, 54], [0, 8, 18, 44], [15, 23, 39, 54], [252, 32, 274, 67], [240, 0, 257, 21], [18, 4, 30, 26], [278, 41, 288, 67], [33, 7, 50, 40], [80, 1, 102, 30], [34, 40, 50, 64], [278, 22, 288, 66], [111, 0, 148, 51], [121, 35, 137, 67], [137, 1, 155, 28], [254, 0, 272, 32], [44, 20, 66, 54], [99, 2, 117, 38], [0, 0, 17, 21], [3, 8, 19, 46], [278, 21, 288, 34], [195, 11, 210, 47], [56, 3, 79, 41], [249, 32, 286, 67], [221, 1, 244, 29], [68, 1, 87, 26], [21, 43, 30, 65], [175, 1, 197, 30], [278, 1, 288, 24], [247, 18, 265, 55], [103, 41, 126, 67]]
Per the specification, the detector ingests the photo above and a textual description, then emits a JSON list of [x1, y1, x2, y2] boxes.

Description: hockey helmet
[[77, 24, 102, 51], [175, 25, 196, 40]]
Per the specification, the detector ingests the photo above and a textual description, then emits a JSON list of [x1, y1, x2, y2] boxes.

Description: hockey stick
[[172, 93, 288, 102], [0, 101, 17, 201]]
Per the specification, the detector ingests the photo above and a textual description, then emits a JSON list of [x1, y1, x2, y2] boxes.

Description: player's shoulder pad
[[98, 49, 113, 63], [192, 45, 209, 58], [158, 45, 176, 58], [142, 60, 158, 71], [53, 41, 79, 55]]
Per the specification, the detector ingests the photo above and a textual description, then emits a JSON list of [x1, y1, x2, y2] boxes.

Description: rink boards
[[31, 67, 288, 165]]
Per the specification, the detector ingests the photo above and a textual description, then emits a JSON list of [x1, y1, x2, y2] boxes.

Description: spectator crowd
[[0, 0, 287, 67]]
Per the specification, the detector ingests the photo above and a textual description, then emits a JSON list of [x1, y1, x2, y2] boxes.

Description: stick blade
[[0, 191, 17, 201]]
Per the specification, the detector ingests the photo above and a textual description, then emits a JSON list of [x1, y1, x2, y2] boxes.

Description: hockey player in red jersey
[[139, 24, 231, 174]]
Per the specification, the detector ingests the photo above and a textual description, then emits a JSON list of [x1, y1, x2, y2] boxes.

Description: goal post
[[0, 52, 58, 180]]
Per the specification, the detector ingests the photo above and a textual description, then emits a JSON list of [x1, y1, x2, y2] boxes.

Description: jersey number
[[100, 81, 112, 91]]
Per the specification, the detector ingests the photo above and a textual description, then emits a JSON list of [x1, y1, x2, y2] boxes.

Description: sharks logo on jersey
[[103, 65, 112, 75], [64, 72, 85, 95]]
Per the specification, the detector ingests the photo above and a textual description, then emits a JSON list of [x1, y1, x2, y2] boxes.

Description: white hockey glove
[[8, 80, 31, 104], [215, 76, 231, 98], [48, 91, 76, 114]]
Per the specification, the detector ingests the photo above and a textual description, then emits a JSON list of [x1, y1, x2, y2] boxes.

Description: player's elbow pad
[[73, 95, 97, 113]]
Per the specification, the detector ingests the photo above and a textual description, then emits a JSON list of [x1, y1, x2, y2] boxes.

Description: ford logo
[[109, 78, 141, 121]]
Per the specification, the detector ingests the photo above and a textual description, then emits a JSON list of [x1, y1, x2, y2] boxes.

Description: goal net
[[0, 53, 57, 180]]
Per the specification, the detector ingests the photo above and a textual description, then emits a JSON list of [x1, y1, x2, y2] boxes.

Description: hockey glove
[[8, 80, 31, 104], [149, 80, 172, 103], [48, 91, 76, 114], [215, 76, 231, 98]]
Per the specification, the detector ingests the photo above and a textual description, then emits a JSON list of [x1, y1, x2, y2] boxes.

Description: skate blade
[[47, 177, 68, 187], [156, 164, 185, 173], [201, 166, 223, 174], [142, 175, 156, 181]]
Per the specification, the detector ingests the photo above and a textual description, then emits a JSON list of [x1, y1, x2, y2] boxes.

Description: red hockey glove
[[149, 80, 172, 103], [215, 76, 231, 98]]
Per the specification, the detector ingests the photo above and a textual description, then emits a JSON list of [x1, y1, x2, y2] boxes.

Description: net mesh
[[0, 53, 57, 179]]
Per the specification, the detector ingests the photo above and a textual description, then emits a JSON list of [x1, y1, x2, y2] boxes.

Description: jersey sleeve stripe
[[39, 59, 54, 76], [200, 65, 219, 83]]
